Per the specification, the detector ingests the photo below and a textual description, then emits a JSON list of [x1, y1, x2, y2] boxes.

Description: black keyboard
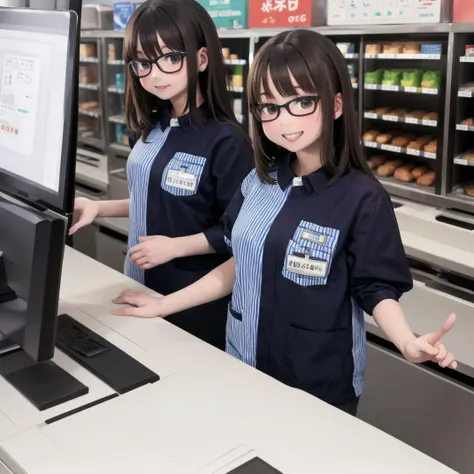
[[56, 317, 109, 358]]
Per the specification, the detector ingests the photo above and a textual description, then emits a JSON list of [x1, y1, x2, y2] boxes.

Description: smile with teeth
[[282, 131, 303, 140]]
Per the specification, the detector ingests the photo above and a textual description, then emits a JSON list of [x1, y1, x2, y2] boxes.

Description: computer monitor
[[0, 6, 78, 214], [0, 6, 87, 411]]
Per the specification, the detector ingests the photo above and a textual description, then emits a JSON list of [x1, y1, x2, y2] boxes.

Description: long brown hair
[[248, 30, 371, 184], [124, 0, 238, 139]]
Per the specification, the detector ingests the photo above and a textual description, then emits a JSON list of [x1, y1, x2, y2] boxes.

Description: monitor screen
[[0, 8, 78, 214]]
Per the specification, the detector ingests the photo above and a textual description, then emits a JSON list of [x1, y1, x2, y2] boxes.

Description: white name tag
[[286, 254, 328, 278], [165, 169, 197, 191]]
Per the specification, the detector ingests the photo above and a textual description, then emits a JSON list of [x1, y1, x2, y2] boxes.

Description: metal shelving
[[78, 23, 474, 214]]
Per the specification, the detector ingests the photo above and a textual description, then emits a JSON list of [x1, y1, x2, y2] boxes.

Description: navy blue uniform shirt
[[222, 154, 413, 406], [126, 105, 253, 347]]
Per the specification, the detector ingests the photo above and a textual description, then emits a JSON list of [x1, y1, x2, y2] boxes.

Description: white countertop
[[0, 247, 459, 473]]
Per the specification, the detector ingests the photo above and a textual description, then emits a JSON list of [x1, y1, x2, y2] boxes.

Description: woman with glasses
[[112, 30, 457, 416], [70, 0, 253, 350]]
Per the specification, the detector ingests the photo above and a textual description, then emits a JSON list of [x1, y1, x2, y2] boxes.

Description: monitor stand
[[0, 344, 88, 411]]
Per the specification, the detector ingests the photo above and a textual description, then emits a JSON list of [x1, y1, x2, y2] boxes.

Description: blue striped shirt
[[221, 156, 412, 406]]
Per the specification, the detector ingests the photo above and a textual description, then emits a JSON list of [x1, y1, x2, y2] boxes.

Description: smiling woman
[[70, 0, 253, 350]]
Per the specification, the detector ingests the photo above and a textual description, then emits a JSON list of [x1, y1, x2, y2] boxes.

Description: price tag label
[[382, 114, 398, 122], [424, 152, 437, 159], [461, 57, 474, 63], [382, 145, 401, 153], [422, 120, 437, 127], [457, 124, 469, 131], [365, 54, 376, 59], [458, 90, 473, 98], [365, 84, 378, 90], [365, 113, 378, 119], [405, 117, 419, 124], [405, 87, 418, 93], [365, 141, 378, 148], [382, 85, 399, 91], [407, 149, 420, 156], [422, 88, 438, 95]]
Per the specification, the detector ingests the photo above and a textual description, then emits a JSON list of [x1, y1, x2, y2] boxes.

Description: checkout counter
[[0, 242, 463, 473]]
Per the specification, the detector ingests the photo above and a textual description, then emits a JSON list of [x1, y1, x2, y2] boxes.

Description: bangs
[[125, 6, 186, 61], [249, 43, 319, 106]]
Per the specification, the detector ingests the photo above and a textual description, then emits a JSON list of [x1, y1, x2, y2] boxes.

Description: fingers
[[112, 306, 153, 318], [112, 290, 145, 304], [438, 352, 457, 370], [417, 339, 439, 357], [426, 313, 456, 345], [68, 219, 88, 235]]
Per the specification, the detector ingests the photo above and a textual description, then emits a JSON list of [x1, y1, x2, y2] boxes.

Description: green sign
[[197, 0, 247, 29]]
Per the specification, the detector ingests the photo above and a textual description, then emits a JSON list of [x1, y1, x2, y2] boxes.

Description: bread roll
[[416, 135, 433, 146], [374, 107, 391, 115], [366, 44, 381, 54], [377, 160, 403, 177], [412, 166, 430, 179], [389, 108, 408, 117], [363, 130, 380, 141], [394, 163, 416, 182], [407, 141, 422, 150], [403, 43, 421, 54], [368, 155, 386, 169], [406, 110, 426, 119], [464, 182, 474, 197], [423, 112, 438, 121], [376, 133, 393, 144], [424, 140, 437, 153], [417, 171, 435, 186]]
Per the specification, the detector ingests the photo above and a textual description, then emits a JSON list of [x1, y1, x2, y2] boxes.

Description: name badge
[[286, 253, 328, 278], [301, 231, 325, 244], [165, 169, 197, 191]]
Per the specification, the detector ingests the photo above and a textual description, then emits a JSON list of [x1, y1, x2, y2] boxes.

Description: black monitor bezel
[[0, 7, 78, 216]]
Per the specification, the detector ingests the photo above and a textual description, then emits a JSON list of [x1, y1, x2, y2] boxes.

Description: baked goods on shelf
[[363, 130, 380, 141], [463, 182, 474, 198], [375, 133, 394, 144], [412, 166, 431, 179], [461, 117, 474, 126], [417, 171, 435, 186], [367, 155, 387, 169], [365, 44, 381, 54], [423, 112, 438, 121], [394, 163, 416, 182], [374, 107, 391, 115], [403, 43, 421, 54], [463, 150, 474, 162], [383, 44, 403, 54], [424, 139, 438, 154], [377, 160, 404, 177], [405, 110, 426, 119]]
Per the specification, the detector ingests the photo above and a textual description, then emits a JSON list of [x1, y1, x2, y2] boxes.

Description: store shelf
[[460, 56, 474, 63], [109, 115, 126, 124], [458, 90, 474, 98], [377, 175, 435, 195], [365, 53, 441, 60], [79, 109, 101, 118], [108, 59, 126, 66], [364, 112, 437, 127], [80, 57, 99, 63], [454, 156, 474, 167], [79, 83, 99, 91], [364, 141, 436, 160], [109, 143, 130, 157], [364, 84, 439, 95], [108, 86, 125, 94], [456, 124, 474, 132], [78, 136, 104, 150]]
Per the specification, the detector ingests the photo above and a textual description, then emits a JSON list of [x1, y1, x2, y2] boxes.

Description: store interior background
[[1, 0, 474, 472]]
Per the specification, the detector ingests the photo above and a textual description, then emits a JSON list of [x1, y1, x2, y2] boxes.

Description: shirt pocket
[[282, 221, 340, 287], [161, 152, 207, 197]]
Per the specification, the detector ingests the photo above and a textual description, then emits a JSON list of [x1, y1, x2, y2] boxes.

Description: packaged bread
[[377, 160, 403, 177], [363, 130, 380, 141], [423, 112, 438, 121], [366, 44, 381, 54], [464, 182, 474, 197], [374, 107, 391, 115], [368, 155, 386, 169], [406, 110, 426, 119], [383, 44, 402, 54], [403, 43, 421, 54], [417, 171, 435, 186], [394, 163, 416, 182], [376, 133, 393, 144], [424, 140, 437, 153], [412, 166, 431, 179]]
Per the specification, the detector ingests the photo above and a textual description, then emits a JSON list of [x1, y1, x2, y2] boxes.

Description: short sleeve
[[219, 169, 256, 255], [202, 130, 253, 254], [348, 184, 413, 315]]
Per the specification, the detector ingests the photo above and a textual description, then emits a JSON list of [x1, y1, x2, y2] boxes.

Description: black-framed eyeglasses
[[251, 95, 320, 123], [129, 52, 186, 77]]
